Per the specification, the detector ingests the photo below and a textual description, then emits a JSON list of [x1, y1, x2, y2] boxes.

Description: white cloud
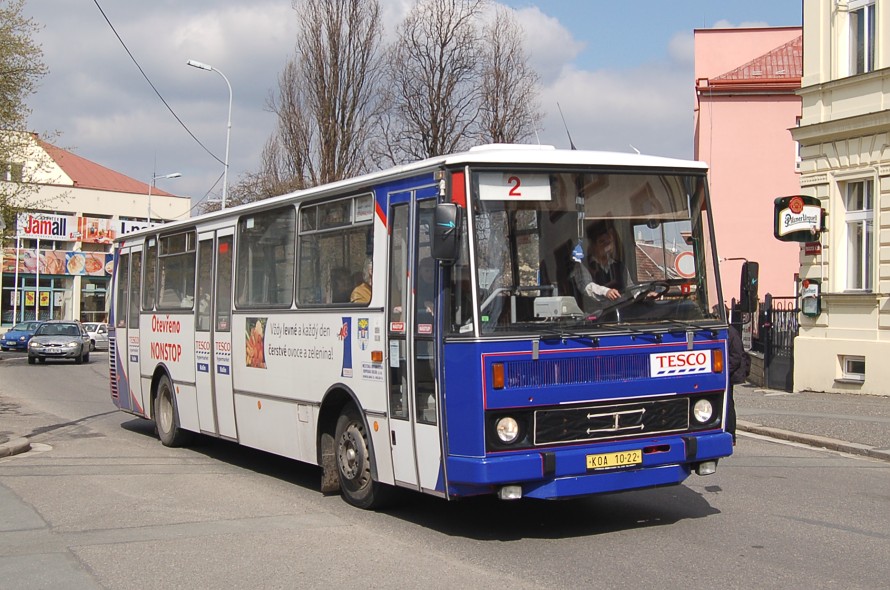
[[507, 5, 585, 85], [538, 62, 692, 158], [711, 19, 770, 29], [668, 31, 695, 65]]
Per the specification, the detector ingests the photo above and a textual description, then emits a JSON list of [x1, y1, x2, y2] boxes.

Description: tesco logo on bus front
[[650, 350, 712, 377]]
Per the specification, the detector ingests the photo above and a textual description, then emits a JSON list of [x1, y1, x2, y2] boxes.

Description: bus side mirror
[[432, 203, 463, 263], [740, 261, 759, 313]]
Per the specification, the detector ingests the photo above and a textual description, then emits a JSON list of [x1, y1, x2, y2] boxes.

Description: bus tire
[[335, 406, 391, 509], [154, 374, 193, 447]]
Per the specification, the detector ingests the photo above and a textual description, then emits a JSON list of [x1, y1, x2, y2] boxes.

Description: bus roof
[[117, 144, 708, 242]]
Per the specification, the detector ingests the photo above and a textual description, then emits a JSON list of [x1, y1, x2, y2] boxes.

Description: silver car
[[82, 322, 109, 351], [28, 321, 91, 365]]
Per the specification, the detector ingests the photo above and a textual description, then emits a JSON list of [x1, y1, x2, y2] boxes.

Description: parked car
[[82, 322, 109, 351], [1, 321, 44, 351], [27, 320, 91, 365]]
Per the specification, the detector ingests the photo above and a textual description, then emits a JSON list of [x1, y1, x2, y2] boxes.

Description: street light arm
[[186, 59, 212, 71], [148, 172, 182, 224], [187, 58, 232, 210]]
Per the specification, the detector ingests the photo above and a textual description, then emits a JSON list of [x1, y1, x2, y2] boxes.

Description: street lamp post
[[148, 172, 182, 225], [187, 59, 232, 209]]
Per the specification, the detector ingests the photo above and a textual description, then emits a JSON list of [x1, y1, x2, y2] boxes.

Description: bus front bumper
[[445, 431, 732, 499]]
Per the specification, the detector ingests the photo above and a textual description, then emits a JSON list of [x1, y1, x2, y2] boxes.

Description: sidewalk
[[735, 382, 890, 462], [0, 433, 30, 458]]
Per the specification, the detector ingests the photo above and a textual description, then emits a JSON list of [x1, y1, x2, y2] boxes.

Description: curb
[[0, 437, 31, 458], [738, 420, 890, 463]]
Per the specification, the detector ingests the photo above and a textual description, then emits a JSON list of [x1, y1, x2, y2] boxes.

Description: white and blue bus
[[109, 144, 733, 508]]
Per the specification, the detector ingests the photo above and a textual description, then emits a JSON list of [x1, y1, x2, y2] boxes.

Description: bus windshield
[[451, 169, 722, 335]]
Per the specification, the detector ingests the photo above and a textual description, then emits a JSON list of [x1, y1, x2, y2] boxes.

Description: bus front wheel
[[154, 374, 193, 447], [335, 406, 391, 509]]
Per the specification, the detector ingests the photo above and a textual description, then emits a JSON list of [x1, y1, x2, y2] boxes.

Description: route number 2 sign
[[477, 173, 552, 201]]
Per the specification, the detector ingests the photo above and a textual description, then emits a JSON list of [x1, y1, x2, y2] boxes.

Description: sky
[[22, 0, 802, 214]]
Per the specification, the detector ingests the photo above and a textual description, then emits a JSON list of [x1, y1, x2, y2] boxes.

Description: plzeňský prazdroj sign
[[774, 195, 824, 242]]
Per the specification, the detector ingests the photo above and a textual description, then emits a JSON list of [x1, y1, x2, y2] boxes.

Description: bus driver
[[572, 221, 631, 302]]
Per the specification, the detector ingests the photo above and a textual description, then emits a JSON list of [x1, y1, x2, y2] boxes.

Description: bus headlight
[[693, 399, 714, 423], [495, 417, 520, 443]]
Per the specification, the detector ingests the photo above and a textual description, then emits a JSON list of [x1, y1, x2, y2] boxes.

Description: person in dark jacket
[[727, 324, 750, 443], [572, 221, 632, 302]]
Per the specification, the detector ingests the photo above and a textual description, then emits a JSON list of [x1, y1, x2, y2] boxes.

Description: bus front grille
[[534, 397, 689, 445], [505, 354, 649, 388]]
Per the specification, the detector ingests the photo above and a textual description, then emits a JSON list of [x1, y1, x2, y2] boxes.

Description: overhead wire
[[91, 0, 226, 175], [174, 171, 226, 219]]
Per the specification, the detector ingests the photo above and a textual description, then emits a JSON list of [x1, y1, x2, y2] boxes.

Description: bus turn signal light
[[713, 349, 724, 373], [492, 363, 505, 389], [371, 350, 383, 363]]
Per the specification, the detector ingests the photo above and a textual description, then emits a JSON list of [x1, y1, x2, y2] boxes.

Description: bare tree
[[477, 5, 542, 144], [0, 0, 49, 236], [257, 0, 384, 196], [204, 132, 305, 213], [379, 0, 487, 164]]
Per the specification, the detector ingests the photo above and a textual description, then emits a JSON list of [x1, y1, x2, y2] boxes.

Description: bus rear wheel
[[154, 374, 193, 447], [335, 406, 391, 509]]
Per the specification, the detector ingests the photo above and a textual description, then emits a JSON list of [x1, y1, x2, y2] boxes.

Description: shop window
[[80, 277, 108, 323]]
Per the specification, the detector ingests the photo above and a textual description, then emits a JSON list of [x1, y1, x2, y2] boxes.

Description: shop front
[[1, 212, 118, 326]]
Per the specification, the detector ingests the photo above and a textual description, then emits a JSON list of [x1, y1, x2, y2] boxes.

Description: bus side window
[[297, 195, 373, 307], [196, 240, 213, 331], [115, 253, 129, 328], [216, 236, 233, 332], [236, 207, 295, 308], [128, 251, 142, 328]]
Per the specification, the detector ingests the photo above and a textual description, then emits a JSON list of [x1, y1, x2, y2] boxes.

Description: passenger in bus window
[[572, 220, 631, 302], [350, 258, 372, 303], [331, 267, 352, 303]]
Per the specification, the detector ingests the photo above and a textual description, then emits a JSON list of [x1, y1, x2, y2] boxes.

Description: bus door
[[211, 231, 237, 439], [125, 245, 146, 415], [387, 192, 443, 494], [194, 232, 217, 434]]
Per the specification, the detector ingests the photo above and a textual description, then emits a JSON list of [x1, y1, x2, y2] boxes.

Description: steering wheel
[[627, 281, 670, 303]]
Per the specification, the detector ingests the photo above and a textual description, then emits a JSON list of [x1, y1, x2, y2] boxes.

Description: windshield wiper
[[539, 328, 599, 347]]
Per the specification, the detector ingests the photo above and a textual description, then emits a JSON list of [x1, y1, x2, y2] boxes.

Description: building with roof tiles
[[1, 133, 190, 326], [694, 26, 804, 305], [791, 0, 890, 395]]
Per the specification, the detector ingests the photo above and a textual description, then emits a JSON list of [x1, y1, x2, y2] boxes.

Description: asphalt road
[[1, 352, 889, 589]]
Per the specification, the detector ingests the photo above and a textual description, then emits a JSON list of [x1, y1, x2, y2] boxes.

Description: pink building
[[694, 27, 802, 303]]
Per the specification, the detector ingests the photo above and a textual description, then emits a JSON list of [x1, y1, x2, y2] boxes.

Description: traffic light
[[740, 261, 759, 312]]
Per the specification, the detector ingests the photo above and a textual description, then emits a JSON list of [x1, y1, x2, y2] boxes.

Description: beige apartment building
[[1, 134, 190, 326], [792, 0, 890, 394]]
